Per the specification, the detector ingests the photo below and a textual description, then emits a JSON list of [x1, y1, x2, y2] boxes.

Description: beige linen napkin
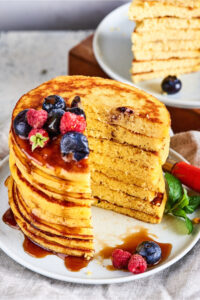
[[170, 131, 200, 167], [0, 129, 200, 300]]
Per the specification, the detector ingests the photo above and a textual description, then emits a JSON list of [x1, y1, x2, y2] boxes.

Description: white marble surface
[[0, 30, 92, 130]]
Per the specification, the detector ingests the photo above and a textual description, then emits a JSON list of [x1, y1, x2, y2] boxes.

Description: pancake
[[136, 18, 200, 32], [133, 49, 200, 60], [90, 152, 162, 186], [94, 193, 167, 224], [91, 162, 164, 191], [132, 40, 200, 52], [132, 57, 200, 73], [128, 0, 200, 21], [91, 170, 165, 201], [132, 29, 200, 43], [145, 0, 200, 8], [132, 64, 200, 82], [8, 178, 93, 257], [81, 96, 170, 140], [8, 75, 170, 258], [88, 136, 163, 166], [87, 126, 169, 161]]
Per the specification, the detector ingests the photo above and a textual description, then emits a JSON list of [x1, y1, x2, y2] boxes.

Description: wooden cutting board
[[68, 35, 200, 134]]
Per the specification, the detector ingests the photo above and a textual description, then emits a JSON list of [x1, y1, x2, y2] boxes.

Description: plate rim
[[0, 151, 200, 284], [93, 2, 200, 109]]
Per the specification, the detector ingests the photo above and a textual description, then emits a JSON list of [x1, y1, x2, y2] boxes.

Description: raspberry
[[28, 128, 49, 151], [112, 249, 132, 269], [60, 112, 86, 135], [27, 108, 48, 129], [128, 254, 147, 274]]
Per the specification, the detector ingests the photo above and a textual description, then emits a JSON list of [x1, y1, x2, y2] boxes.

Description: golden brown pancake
[[129, 0, 200, 81], [8, 75, 170, 258], [128, 0, 200, 21]]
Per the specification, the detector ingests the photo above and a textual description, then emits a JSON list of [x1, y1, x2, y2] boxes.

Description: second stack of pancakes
[[129, 0, 200, 83]]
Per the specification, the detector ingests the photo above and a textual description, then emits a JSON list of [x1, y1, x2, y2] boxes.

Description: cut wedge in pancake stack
[[128, 0, 200, 82], [7, 75, 170, 259]]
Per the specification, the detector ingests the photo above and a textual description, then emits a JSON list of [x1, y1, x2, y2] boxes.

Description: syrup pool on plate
[[2, 207, 172, 273], [96, 227, 172, 271]]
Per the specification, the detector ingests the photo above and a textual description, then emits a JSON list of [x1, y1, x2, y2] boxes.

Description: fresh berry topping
[[112, 249, 132, 269], [128, 254, 147, 274], [66, 107, 86, 119], [13, 109, 32, 138], [136, 241, 161, 265], [60, 132, 89, 162], [71, 96, 81, 108], [28, 128, 49, 151], [27, 109, 48, 129], [42, 95, 66, 112], [44, 109, 65, 137], [60, 112, 86, 135], [161, 76, 182, 95]]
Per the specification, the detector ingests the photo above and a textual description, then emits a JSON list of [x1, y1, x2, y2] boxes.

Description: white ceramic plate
[[0, 150, 200, 285], [93, 3, 200, 109]]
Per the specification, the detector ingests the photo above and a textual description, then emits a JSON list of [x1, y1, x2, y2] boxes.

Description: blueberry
[[161, 76, 182, 95], [13, 109, 32, 138], [71, 96, 81, 108], [60, 132, 89, 161], [44, 109, 65, 137], [136, 241, 161, 265], [66, 107, 86, 119], [42, 95, 66, 112]]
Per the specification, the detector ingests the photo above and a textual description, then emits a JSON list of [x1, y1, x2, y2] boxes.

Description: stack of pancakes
[[8, 81, 94, 259], [7, 76, 170, 258], [128, 0, 200, 82]]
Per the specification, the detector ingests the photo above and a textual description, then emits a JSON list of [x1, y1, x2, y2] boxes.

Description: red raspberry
[[60, 112, 86, 135], [112, 249, 132, 269], [128, 254, 147, 274], [28, 128, 49, 151], [27, 108, 48, 129]]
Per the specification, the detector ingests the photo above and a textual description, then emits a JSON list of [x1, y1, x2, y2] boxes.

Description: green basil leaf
[[173, 209, 187, 218], [165, 172, 183, 204], [185, 196, 200, 214], [184, 206, 195, 214], [185, 217, 193, 234], [172, 210, 193, 234], [176, 188, 189, 210]]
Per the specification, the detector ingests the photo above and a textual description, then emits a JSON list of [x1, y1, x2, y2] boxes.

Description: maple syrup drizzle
[[3, 209, 172, 272], [2, 208, 89, 271], [96, 228, 172, 271], [23, 236, 52, 258], [64, 256, 90, 272], [22, 238, 90, 271], [2, 208, 19, 229]]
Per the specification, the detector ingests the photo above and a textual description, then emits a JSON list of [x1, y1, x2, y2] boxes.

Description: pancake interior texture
[[129, 0, 200, 82], [8, 75, 170, 258]]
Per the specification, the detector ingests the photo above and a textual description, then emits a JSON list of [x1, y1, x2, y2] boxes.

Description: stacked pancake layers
[[128, 0, 200, 82], [8, 76, 170, 258]]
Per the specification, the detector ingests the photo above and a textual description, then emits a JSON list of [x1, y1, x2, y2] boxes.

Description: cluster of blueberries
[[13, 95, 89, 162]]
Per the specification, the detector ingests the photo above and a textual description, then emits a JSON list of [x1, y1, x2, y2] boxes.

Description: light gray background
[[0, 0, 129, 30]]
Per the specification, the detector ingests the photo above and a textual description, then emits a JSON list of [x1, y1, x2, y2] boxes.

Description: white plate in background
[[93, 3, 200, 109]]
